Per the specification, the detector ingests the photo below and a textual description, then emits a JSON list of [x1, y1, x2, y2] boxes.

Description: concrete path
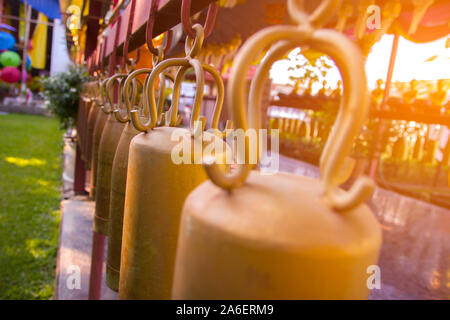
[[55, 196, 117, 300]]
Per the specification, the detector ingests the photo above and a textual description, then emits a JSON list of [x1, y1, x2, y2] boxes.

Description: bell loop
[[184, 24, 205, 58]]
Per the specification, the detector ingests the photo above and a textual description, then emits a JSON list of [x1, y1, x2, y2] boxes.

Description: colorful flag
[[29, 13, 48, 69]]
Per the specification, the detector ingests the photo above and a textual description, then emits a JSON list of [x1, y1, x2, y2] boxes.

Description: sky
[[269, 34, 450, 90]]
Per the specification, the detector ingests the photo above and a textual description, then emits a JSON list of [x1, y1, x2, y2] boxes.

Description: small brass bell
[[94, 74, 127, 235], [89, 79, 109, 199], [119, 7, 230, 297], [85, 88, 100, 171], [106, 68, 151, 291]]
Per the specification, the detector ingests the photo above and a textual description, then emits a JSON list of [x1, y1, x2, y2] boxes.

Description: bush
[[41, 65, 88, 129]]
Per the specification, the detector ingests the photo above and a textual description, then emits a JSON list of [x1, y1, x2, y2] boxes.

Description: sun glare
[[270, 34, 450, 90]]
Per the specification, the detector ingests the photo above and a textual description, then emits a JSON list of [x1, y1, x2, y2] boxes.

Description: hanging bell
[[172, 0, 382, 299], [119, 12, 230, 297], [119, 72, 230, 300], [89, 78, 109, 199], [106, 68, 152, 291], [94, 74, 127, 235], [85, 82, 101, 170]]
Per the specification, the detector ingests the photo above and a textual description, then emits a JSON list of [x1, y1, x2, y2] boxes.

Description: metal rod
[[74, 144, 87, 194], [88, 232, 106, 300], [0, 14, 54, 26], [380, 34, 400, 110]]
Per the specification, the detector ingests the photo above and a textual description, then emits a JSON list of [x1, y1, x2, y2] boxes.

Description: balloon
[[0, 31, 15, 50], [1, 66, 21, 83], [0, 51, 21, 67], [26, 55, 31, 70]]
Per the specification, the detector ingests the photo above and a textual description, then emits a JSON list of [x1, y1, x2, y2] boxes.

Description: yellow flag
[[29, 13, 48, 70]]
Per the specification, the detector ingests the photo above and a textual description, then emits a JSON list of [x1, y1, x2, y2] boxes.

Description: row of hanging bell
[[105, 0, 178, 291], [92, 9, 137, 237], [105, 66, 148, 291], [170, 0, 382, 299], [118, 0, 231, 299]]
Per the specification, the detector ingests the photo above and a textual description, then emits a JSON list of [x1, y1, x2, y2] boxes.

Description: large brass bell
[[105, 68, 152, 290], [119, 3, 230, 298], [94, 74, 127, 235], [172, 0, 381, 299]]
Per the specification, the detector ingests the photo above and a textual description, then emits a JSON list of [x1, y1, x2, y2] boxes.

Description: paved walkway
[[55, 196, 117, 300], [278, 155, 449, 300], [55, 152, 449, 299]]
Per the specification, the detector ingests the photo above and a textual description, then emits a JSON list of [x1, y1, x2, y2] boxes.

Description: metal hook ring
[[118, 68, 153, 123], [181, 0, 218, 39], [185, 24, 205, 58], [105, 73, 128, 113], [131, 58, 188, 131]]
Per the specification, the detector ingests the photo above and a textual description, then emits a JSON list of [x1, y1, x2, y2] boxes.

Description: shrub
[[41, 65, 88, 129]]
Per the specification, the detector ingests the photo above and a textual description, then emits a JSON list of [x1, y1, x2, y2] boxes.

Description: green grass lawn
[[0, 113, 63, 299]]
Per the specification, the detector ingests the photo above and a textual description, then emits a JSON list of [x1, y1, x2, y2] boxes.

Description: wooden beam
[[105, 0, 217, 58]]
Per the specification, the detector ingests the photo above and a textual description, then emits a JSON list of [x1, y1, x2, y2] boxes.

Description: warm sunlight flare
[[270, 35, 450, 90]]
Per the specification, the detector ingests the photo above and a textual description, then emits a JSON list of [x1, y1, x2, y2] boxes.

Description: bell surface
[[85, 101, 99, 170], [172, 171, 382, 299], [94, 114, 126, 235], [106, 121, 140, 291], [119, 126, 229, 299], [89, 109, 108, 199]]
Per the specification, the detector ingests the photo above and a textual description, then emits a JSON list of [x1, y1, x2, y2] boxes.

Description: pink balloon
[[1, 66, 21, 83]]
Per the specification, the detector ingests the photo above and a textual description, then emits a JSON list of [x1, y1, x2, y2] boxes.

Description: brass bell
[[89, 78, 109, 199], [106, 68, 152, 291], [172, 0, 382, 299], [94, 74, 127, 235], [119, 17, 230, 298], [85, 83, 101, 171]]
